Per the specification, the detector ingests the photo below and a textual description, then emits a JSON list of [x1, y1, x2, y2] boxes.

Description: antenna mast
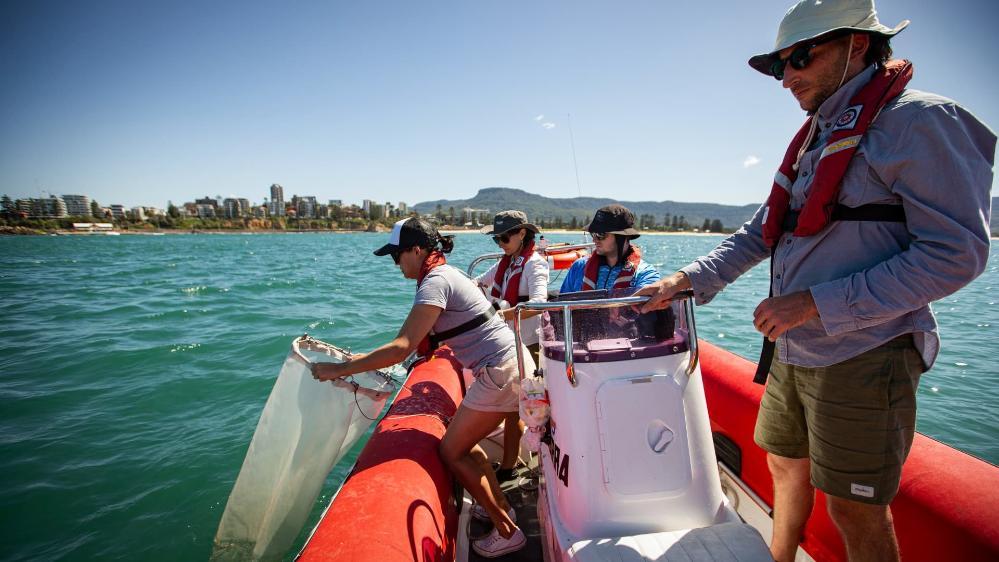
[[567, 113, 582, 197]]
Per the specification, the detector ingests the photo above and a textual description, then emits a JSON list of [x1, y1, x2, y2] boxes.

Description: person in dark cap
[[559, 204, 660, 295], [635, 1, 995, 560], [475, 210, 549, 483], [311, 217, 531, 557]]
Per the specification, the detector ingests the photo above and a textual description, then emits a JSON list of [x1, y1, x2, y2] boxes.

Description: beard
[[794, 42, 851, 112]]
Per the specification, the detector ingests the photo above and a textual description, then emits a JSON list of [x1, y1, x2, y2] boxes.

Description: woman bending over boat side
[[311, 217, 532, 558]]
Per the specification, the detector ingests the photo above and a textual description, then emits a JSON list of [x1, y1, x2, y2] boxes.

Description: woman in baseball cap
[[314, 216, 531, 557]]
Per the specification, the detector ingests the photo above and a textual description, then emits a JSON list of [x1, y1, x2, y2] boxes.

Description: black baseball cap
[[373, 217, 439, 256]]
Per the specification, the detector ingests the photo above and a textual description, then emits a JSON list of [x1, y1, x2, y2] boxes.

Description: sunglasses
[[590, 232, 609, 241], [769, 34, 843, 80], [390, 247, 410, 264], [491, 229, 522, 245]]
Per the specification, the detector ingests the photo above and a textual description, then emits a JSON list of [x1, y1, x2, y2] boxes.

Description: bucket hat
[[480, 210, 540, 235], [584, 204, 640, 238], [749, 0, 909, 76], [374, 217, 439, 256]]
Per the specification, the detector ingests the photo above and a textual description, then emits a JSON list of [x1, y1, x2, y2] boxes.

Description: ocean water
[[1, 232, 996, 561]]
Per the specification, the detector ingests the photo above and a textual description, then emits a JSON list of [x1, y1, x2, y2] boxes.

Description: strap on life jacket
[[425, 306, 497, 353], [752, 203, 906, 385], [782, 203, 906, 231]]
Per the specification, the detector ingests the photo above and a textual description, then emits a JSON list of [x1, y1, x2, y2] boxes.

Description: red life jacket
[[488, 241, 536, 307], [582, 245, 642, 291], [761, 60, 913, 247]]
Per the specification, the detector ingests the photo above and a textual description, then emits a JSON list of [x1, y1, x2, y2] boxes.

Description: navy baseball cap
[[373, 217, 439, 256]]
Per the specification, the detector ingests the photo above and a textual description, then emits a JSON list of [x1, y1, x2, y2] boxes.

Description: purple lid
[[542, 329, 690, 364]]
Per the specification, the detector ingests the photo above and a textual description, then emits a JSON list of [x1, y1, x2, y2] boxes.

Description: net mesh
[[211, 338, 394, 561]]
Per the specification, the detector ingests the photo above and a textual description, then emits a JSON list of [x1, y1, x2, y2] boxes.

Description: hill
[[413, 187, 759, 232]]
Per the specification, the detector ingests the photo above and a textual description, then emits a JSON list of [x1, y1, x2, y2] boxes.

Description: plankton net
[[211, 335, 397, 561]]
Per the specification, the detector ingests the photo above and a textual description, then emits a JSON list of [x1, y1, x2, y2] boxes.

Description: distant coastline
[[3, 226, 729, 237], [4, 227, 998, 240], [438, 228, 725, 237]]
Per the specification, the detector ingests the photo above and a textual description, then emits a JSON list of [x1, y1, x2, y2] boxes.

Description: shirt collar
[[815, 64, 878, 124]]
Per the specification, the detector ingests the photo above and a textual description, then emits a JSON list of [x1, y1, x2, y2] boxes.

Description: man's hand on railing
[[633, 272, 692, 314]]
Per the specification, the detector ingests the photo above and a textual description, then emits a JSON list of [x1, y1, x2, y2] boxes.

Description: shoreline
[[6, 228, 731, 237], [6, 227, 999, 240], [438, 228, 727, 236]]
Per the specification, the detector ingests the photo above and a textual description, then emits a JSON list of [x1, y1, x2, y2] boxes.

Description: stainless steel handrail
[[512, 290, 698, 386], [466, 252, 504, 277], [464, 242, 596, 277]]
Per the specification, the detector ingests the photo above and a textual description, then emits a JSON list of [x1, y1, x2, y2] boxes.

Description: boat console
[[512, 292, 771, 561]]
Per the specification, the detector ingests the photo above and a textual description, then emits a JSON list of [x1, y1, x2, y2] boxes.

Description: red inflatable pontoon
[[302, 340, 999, 561], [299, 348, 465, 562], [700, 339, 999, 562]]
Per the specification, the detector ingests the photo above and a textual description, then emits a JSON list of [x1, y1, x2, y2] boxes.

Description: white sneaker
[[470, 503, 517, 523], [472, 526, 527, 558]]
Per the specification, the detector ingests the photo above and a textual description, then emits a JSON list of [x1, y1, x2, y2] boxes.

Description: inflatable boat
[[297, 309, 999, 560], [222, 244, 999, 561]]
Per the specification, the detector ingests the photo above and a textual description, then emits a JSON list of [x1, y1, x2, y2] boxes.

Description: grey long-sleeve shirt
[[681, 65, 996, 369]]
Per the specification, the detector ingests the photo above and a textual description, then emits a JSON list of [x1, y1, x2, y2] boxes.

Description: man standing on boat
[[636, 1, 995, 561]]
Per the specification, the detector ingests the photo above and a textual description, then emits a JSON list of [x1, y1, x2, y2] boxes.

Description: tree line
[[429, 205, 729, 233]]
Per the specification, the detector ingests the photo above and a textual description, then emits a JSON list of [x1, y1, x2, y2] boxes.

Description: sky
[[1, 0, 996, 208]]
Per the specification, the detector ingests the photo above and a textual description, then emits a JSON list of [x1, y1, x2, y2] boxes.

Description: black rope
[[350, 379, 382, 421], [754, 246, 778, 385], [348, 360, 454, 426]]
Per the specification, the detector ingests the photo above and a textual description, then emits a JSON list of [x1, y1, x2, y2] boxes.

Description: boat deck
[[467, 463, 544, 562]]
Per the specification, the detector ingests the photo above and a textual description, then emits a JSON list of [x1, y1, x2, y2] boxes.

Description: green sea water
[[1, 233, 996, 560]]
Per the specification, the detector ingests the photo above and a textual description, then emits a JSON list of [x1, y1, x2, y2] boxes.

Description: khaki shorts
[[754, 335, 924, 505], [462, 350, 536, 413]]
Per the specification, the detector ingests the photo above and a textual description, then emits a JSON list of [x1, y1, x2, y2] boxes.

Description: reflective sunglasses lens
[[493, 234, 510, 244], [789, 44, 812, 70], [391, 251, 400, 264], [591, 232, 608, 241], [770, 58, 785, 81], [770, 43, 813, 80]]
